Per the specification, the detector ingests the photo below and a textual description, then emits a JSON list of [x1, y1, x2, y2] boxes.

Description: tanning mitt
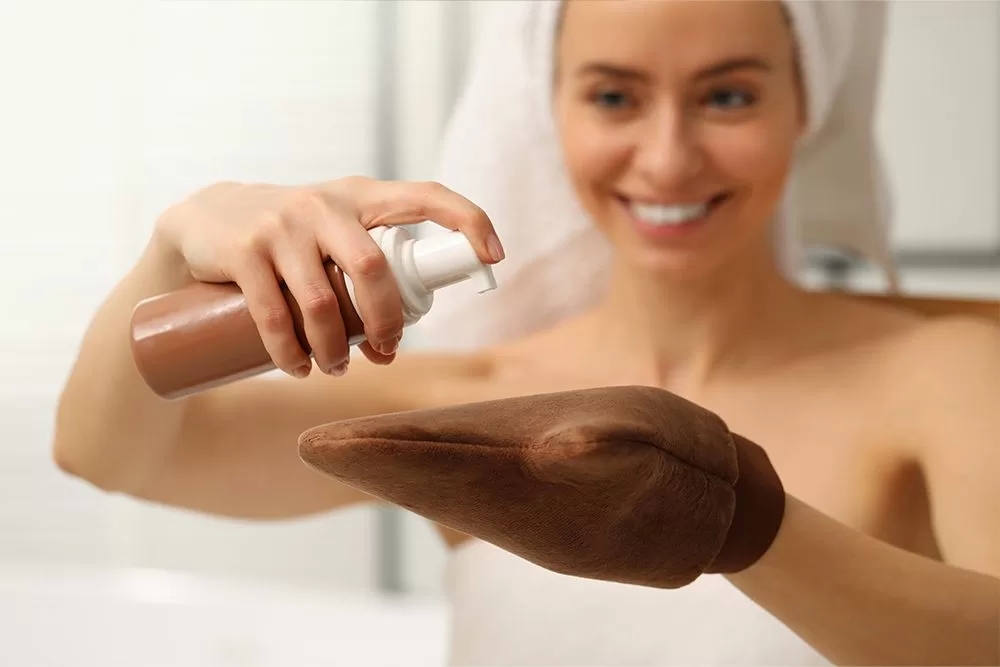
[[298, 386, 785, 588]]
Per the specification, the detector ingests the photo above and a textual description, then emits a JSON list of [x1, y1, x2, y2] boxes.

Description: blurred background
[[0, 1, 997, 665]]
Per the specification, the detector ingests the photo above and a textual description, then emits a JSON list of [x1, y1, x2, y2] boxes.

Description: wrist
[[707, 433, 787, 574], [139, 222, 195, 293]]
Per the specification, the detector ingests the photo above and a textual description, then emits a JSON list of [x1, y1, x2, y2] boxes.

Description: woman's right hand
[[152, 176, 504, 379]]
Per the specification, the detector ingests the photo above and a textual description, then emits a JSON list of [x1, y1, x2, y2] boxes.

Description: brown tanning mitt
[[298, 386, 785, 588]]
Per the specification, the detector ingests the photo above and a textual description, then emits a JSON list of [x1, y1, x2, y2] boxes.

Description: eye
[[590, 89, 633, 110], [704, 87, 757, 110]]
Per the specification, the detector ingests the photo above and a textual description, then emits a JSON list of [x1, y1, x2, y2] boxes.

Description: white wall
[[0, 0, 384, 593], [877, 0, 999, 252], [393, 0, 455, 181]]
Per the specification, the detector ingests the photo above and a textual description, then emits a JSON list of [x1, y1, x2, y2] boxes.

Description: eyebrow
[[576, 57, 772, 82], [696, 57, 772, 79]]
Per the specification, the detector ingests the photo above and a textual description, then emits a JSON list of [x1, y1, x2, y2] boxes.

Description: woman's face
[[553, 0, 804, 278]]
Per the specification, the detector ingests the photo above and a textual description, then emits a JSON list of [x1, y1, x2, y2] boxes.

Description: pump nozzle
[[411, 231, 498, 294]]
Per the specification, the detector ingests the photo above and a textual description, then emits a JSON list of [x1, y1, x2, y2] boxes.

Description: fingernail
[[378, 335, 400, 356], [328, 360, 349, 377], [486, 233, 505, 262], [292, 362, 311, 379]]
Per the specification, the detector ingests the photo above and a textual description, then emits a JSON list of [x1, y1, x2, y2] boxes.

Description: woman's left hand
[[297, 385, 786, 588]]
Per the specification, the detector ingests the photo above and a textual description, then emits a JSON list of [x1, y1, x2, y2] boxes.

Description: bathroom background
[[0, 1, 997, 665]]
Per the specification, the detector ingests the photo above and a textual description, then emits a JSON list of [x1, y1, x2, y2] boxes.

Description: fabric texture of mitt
[[298, 386, 786, 588]]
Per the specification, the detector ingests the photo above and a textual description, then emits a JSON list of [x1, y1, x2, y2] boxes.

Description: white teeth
[[630, 201, 709, 225]]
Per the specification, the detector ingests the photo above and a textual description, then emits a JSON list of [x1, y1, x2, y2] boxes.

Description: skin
[[53, 1, 999, 664]]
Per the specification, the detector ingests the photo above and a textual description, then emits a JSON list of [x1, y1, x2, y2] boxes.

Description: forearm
[[727, 495, 1000, 666], [53, 231, 196, 491]]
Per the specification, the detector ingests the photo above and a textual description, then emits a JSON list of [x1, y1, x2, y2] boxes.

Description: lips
[[626, 193, 730, 225], [617, 192, 732, 238]]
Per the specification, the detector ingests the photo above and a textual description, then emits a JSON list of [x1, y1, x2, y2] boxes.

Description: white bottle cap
[[352, 226, 497, 328], [411, 230, 498, 294]]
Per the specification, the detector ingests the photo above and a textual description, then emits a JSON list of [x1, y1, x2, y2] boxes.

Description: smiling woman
[[417, 0, 903, 350], [552, 0, 803, 280]]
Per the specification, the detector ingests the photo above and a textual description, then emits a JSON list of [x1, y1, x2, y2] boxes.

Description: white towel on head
[[414, 0, 898, 351]]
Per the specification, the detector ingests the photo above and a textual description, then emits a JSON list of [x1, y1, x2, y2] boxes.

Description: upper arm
[[907, 318, 1000, 576], [134, 356, 421, 520]]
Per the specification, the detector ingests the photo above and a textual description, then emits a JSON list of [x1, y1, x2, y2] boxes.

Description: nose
[[633, 108, 704, 189]]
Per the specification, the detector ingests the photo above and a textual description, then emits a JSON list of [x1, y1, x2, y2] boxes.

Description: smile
[[625, 193, 731, 227]]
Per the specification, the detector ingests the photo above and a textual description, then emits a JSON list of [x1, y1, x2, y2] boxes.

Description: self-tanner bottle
[[130, 226, 497, 399]]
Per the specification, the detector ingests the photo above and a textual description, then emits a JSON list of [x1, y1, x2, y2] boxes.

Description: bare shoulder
[[799, 290, 998, 431], [897, 312, 999, 400], [851, 302, 1000, 574], [883, 308, 1000, 387], [865, 303, 1000, 460], [809, 289, 998, 357], [829, 289, 1000, 391]]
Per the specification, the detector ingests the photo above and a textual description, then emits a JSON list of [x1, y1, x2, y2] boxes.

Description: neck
[[592, 246, 807, 390]]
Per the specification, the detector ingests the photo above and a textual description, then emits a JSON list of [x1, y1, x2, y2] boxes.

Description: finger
[[229, 251, 312, 378], [316, 211, 404, 356], [271, 236, 351, 376], [345, 178, 505, 265], [358, 339, 396, 366]]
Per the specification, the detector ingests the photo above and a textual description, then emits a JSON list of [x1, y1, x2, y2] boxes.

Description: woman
[[54, 1, 998, 665]]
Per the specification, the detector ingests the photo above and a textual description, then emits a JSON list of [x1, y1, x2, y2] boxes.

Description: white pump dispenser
[[343, 226, 497, 332]]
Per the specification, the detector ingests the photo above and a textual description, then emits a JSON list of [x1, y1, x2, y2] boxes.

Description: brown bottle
[[130, 261, 360, 399], [130, 226, 496, 399]]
